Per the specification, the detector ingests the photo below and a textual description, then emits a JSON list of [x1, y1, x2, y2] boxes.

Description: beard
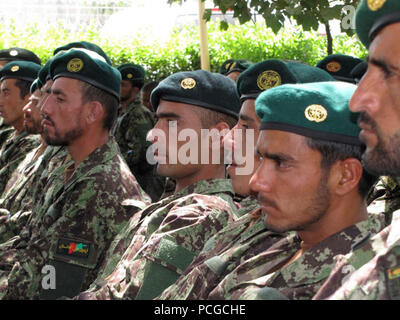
[[264, 170, 330, 233], [359, 112, 400, 176], [44, 126, 83, 146]]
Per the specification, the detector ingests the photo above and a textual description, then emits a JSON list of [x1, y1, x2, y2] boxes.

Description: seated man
[[0, 48, 150, 300], [74, 70, 242, 299], [204, 81, 381, 300], [158, 59, 336, 300], [0, 61, 42, 195]]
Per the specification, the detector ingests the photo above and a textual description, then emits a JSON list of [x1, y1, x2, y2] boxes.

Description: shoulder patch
[[386, 266, 400, 299], [56, 238, 90, 258]]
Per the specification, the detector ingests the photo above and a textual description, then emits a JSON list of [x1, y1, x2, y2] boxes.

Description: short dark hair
[[80, 82, 119, 131], [194, 106, 237, 130], [142, 81, 159, 94], [305, 137, 377, 198], [15, 79, 32, 99]]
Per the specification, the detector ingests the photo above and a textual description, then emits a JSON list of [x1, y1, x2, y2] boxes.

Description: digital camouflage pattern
[[206, 213, 385, 300], [0, 130, 40, 195], [158, 204, 288, 300], [114, 97, 165, 202], [313, 210, 400, 300], [367, 176, 400, 227], [0, 138, 151, 299], [0, 120, 13, 148], [74, 179, 239, 300], [0, 145, 69, 244]]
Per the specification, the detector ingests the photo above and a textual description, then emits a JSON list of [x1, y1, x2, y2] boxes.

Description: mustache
[[358, 112, 377, 130], [41, 114, 55, 126], [257, 194, 279, 211]]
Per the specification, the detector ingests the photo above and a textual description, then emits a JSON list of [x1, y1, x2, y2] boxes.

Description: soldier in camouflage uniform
[[0, 61, 42, 195], [73, 70, 243, 300], [157, 60, 337, 300], [113, 63, 164, 202], [0, 47, 41, 147], [311, 0, 400, 300], [0, 48, 150, 300], [194, 81, 382, 300]]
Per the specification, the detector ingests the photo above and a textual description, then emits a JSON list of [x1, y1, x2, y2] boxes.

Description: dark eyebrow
[[239, 113, 254, 122], [155, 112, 180, 119], [369, 56, 400, 74], [256, 148, 294, 162], [51, 88, 66, 97]]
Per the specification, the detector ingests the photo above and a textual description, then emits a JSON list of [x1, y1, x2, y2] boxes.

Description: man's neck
[[67, 129, 109, 168], [297, 195, 368, 251], [174, 164, 226, 193], [12, 117, 25, 133], [121, 94, 137, 111]]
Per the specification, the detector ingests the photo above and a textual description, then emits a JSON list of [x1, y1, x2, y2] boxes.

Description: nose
[[222, 127, 235, 152], [249, 161, 272, 195], [349, 67, 380, 116], [22, 101, 31, 113]]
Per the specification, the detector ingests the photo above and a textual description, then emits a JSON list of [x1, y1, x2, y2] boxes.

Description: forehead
[[52, 77, 82, 95], [157, 99, 201, 119], [240, 99, 258, 121], [370, 23, 400, 64], [1, 78, 18, 90], [257, 129, 320, 161]]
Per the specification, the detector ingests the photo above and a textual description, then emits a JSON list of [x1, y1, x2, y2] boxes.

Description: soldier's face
[[41, 77, 85, 146], [120, 80, 134, 102], [0, 79, 28, 127], [249, 130, 330, 233], [141, 90, 153, 111], [149, 100, 208, 180], [23, 89, 43, 134], [350, 23, 400, 176], [223, 99, 261, 196]]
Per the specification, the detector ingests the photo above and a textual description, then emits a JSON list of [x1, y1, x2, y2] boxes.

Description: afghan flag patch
[[56, 238, 90, 258], [386, 266, 400, 300]]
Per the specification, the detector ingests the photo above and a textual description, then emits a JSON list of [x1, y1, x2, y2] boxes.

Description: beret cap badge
[[9, 49, 18, 57], [127, 73, 133, 79], [326, 61, 341, 73], [11, 65, 19, 72], [257, 70, 282, 90], [304, 104, 328, 123], [67, 58, 84, 72], [367, 0, 387, 11], [181, 77, 196, 89]]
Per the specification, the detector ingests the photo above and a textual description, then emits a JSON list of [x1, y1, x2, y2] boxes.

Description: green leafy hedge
[[0, 20, 367, 81]]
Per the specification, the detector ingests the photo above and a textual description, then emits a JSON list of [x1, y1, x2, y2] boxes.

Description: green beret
[[316, 54, 364, 83], [30, 79, 39, 94], [49, 48, 121, 100], [255, 81, 361, 145], [355, 0, 400, 48], [220, 59, 253, 75], [0, 61, 41, 82], [53, 41, 112, 65], [0, 47, 41, 65], [350, 60, 368, 82], [37, 58, 54, 90], [151, 70, 240, 119], [117, 63, 145, 81], [237, 59, 334, 102]]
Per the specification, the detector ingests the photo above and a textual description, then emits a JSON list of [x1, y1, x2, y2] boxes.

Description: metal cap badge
[[67, 58, 84, 73], [304, 104, 328, 123], [181, 78, 196, 89], [257, 70, 281, 90], [326, 61, 341, 73], [368, 0, 387, 11]]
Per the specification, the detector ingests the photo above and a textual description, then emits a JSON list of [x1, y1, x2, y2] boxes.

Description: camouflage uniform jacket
[[114, 97, 164, 202], [0, 137, 151, 299], [313, 210, 400, 300], [207, 213, 385, 300], [0, 122, 13, 149], [75, 179, 239, 300], [0, 145, 69, 244], [157, 203, 289, 300], [0, 130, 40, 195], [367, 176, 400, 227]]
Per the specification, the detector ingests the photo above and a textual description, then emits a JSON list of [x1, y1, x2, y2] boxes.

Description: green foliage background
[[0, 20, 367, 81]]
